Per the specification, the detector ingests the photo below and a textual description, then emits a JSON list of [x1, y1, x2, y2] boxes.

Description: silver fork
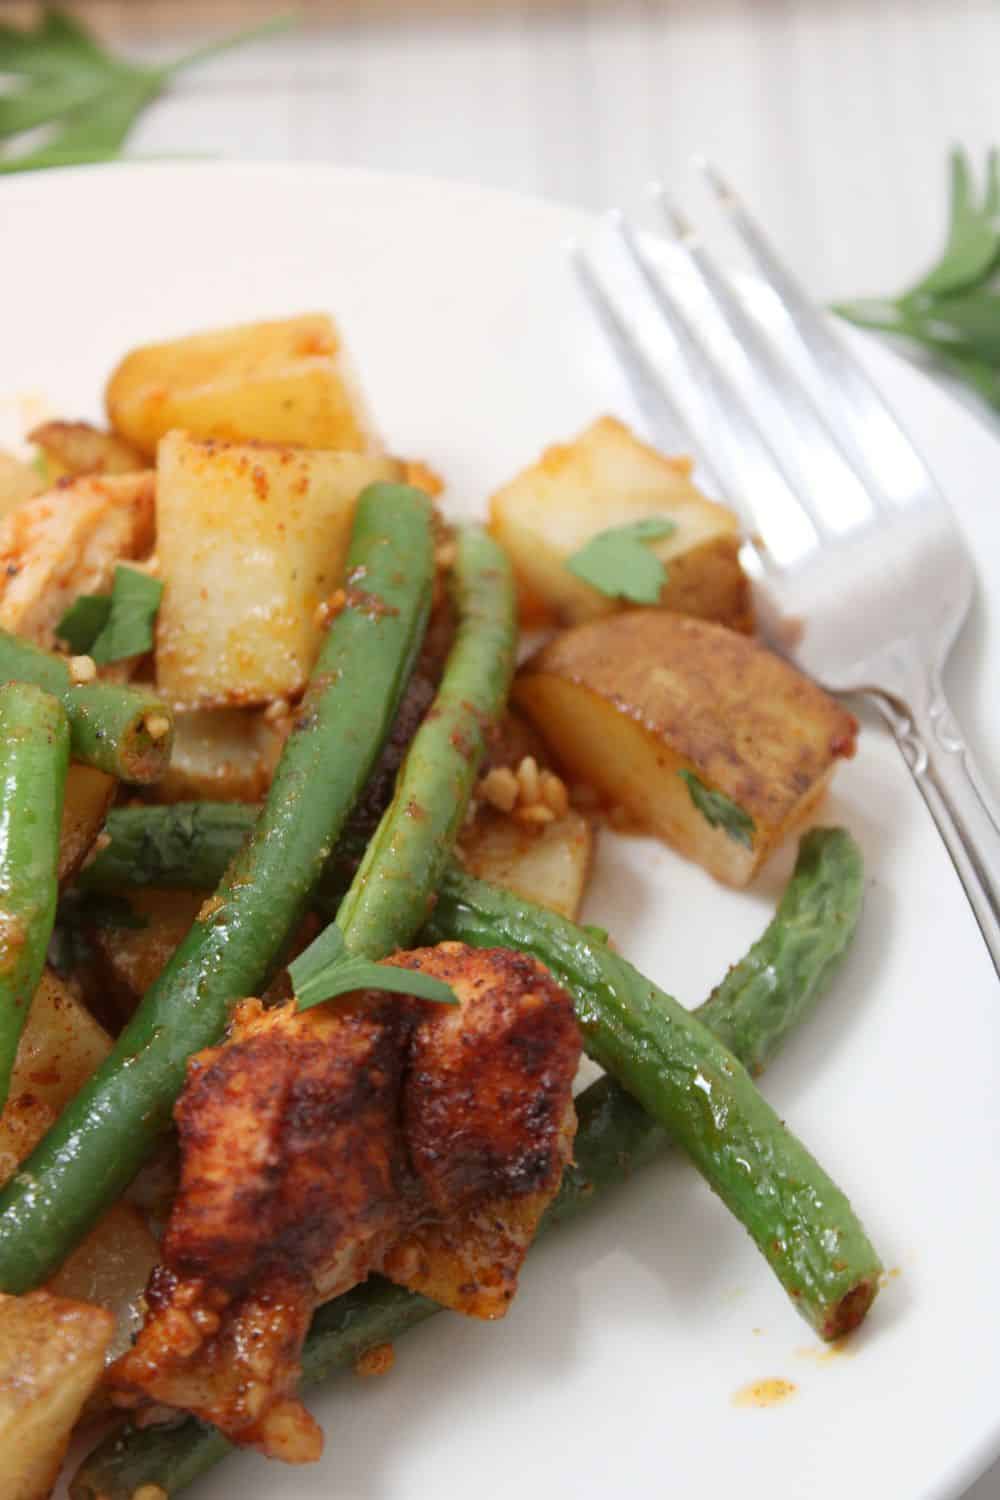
[[571, 163, 1000, 979]]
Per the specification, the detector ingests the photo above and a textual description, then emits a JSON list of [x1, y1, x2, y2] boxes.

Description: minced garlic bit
[[540, 769, 569, 818], [516, 754, 541, 806], [314, 587, 347, 629], [514, 803, 555, 826], [144, 713, 171, 742], [263, 696, 291, 723], [479, 766, 518, 814], [475, 757, 570, 831], [68, 654, 96, 684], [132, 1485, 169, 1500], [355, 1341, 395, 1378], [434, 540, 457, 570]]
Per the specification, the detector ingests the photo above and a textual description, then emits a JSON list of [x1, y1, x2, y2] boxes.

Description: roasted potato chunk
[[107, 313, 380, 457], [0, 472, 154, 650], [157, 707, 284, 803], [88, 887, 203, 1007], [514, 611, 857, 886], [28, 420, 144, 479], [460, 808, 593, 920], [155, 431, 402, 707], [0, 449, 43, 517], [58, 765, 115, 886], [48, 1203, 160, 1365], [490, 416, 751, 629], [0, 969, 112, 1183], [0, 1290, 113, 1499], [0, 977, 159, 1377]]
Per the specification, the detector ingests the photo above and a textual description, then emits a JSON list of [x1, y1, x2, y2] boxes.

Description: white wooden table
[[34, 3, 1000, 1496]]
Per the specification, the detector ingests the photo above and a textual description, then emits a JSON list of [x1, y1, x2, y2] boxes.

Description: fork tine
[[649, 183, 881, 529], [612, 212, 824, 560], [695, 157, 930, 505], [569, 242, 777, 573], [568, 242, 720, 487]]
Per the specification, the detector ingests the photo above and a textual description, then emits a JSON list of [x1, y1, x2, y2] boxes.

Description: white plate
[[5, 163, 999, 1500]]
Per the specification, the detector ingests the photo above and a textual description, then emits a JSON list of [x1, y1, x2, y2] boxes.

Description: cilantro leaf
[[910, 147, 1000, 299], [835, 148, 1000, 415], [566, 517, 677, 604], [87, 565, 163, 665], [0, 9, 295, 175], [56, 592, 112, 654], [289, 923, 458, 1010], [678, 770, 755, 848]]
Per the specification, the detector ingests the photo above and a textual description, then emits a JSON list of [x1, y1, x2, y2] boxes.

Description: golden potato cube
[[156, 707, 284, 804], [0, 969, 112, 1185], [460, 809, 593, 920], [0, 1290, 113, 1499], [0, 449, 43, 518], [58, 765, 115, 886], [0, 472, 155, 650], [88, 887, 204, 1006], [489, 416, 751, 630], [513, 611, 856, 887], [29, 419, 144, 480], [155, 432, 402, 707], [48, 1202, 160, 1365], [106, 312, 380, 457]]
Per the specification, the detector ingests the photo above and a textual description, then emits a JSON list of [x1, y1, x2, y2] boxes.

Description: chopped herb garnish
[[0, 9, 295, 175], [56, 593, 112, 654], [678, 769, 755, 848], [87, 566, 163, 665], [566, 516, 677, 604], [289, 922, 458, 1011], [836, 148, 1000, 412]]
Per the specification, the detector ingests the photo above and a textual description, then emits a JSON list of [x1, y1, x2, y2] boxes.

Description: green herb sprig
[[678, 770, 756, 848], [0, 8, 295, 175], [566, 516, 677, 604], [289, 923, 458, 1011], [57, 565, 163, 664], [836, 148, 1000, 411]]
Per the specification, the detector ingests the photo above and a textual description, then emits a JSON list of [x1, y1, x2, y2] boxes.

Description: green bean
[[425, 828, 879, 1339], [77, 801, 258, 895], [0, 630, 173, 782], [335, 525, 515, 957], [70, 828, 862, 1500], [0, 484, 435, 1292], [0, 683, 69, 1110]]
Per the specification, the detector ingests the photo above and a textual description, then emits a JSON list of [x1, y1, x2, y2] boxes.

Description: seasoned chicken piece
[[111, 993, 412, 1458], [0, 472, 154, 649], [383, 944, 579, 1316], [109, 945, 581, 1460]]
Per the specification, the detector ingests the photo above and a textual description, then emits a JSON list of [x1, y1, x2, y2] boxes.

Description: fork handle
[[870, 684, 1000, 980]]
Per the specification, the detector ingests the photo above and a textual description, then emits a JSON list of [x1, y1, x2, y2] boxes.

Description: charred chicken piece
[[110, 993, 414, 1459], [382, 943, 579, 1317], [109, 944, 581, 1461]]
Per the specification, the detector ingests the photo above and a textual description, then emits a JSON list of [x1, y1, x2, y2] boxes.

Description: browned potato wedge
[[0, 1290, 113, 1499], [28, 420, 144, 480], [0, 449, 43, 517], [107, 312, 380, 457], [489, 416, 752, 630], [460, 808, 593, 919], [0, 472, 155, 650], [157, 707, 284, 803], [88, 887, 204, 1006], [0, 970, 112, 1183], [48, 1202, 159, 1364], [514, 611, 857, 886], [58, 766, 115, 886], [156, 432, 402, 707]]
